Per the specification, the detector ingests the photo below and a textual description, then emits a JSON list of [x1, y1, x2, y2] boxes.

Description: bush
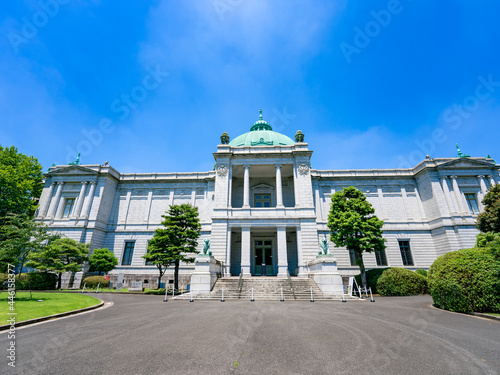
[[82, 276, 110, 289], [13, 272, 57, 290], [415, 269, 428, 278], [376, 268, 428, 296], [428, 248, 500, 313], [145, 288, 166, 295], [355, 268, 391, 294]]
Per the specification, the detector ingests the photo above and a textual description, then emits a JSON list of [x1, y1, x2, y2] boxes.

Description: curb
[[0, 299, 104, 332], [472, 312, 500, 322]]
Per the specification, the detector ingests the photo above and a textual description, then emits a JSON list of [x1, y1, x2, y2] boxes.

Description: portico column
[[275, 164, 284, 207], [241, 226, 251, 276], [81, 181, 97, 219], [451, 176, 467, 213], [441, 176, 456, 213], [73, 181, 88, 218], [225, 228, 232, 276], [489, 175, 496, 187], [243, 164, 250, 208], [477, 175, 488, 195], [47, 182, 64, 218], [39, 182, 56, 218], [277, 227, 288, 278], [296, 226, 306, 277]]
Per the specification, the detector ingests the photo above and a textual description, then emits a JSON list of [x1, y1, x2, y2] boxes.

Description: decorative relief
[[154, 189, 169, 196], [119, 189, 128, 196], [298, 164, 310, 176], [405, 185, 417, 197], [382, 185, 402, 197], [457, 177, 479, 186], [133, 189, 148, 196], [217, 165, 228, 177], [63, 183, 81, 191]]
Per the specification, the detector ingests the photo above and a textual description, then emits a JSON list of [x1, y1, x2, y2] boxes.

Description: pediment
[[437, 158, 495, 170], [251, 183, 274, 190], [45, 165, 98, 176]]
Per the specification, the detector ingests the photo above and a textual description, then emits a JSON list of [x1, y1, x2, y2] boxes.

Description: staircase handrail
[[286, 270, 297, 300], [237, 269, 244, 299]]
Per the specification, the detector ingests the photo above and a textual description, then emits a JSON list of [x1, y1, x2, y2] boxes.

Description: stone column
[[477, 175, 488, 195], [47, 182, 64, 218], [277, 226, 288, 278], [441, 176, 457, 213], [489, 175, 496, 187], [144, 190, 153, 222], [73, 181, 88, 218], [314, 186, 323, 220], [296, 226, 306, 277], [191, 189, 196, 206], [243, 164, 250, 208], [225, 228, 232, 276], [241, 226, 251, 276], [451, 176, 467, 213], [275, 164, 284, 207], [228, 166, 232, 208], [81, 181, 97, 219], [400, 185, 411, 220], [39, 182, 56, 218]]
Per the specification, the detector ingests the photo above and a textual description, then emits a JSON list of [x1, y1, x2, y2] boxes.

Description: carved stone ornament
[[217, 165, 228, 177], [298, 164, 310, 176]]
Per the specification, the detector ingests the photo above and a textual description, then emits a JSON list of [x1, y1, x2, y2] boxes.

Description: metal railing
[[286, 270, 297, 300]]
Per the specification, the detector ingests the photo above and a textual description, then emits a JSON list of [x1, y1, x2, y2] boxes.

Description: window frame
[[122, 241, 135, 266], [464, 193, 479, 214], [254, 193, 271, 208], [398, 240, 414, 266], [62, 198, 76, 218], [375, 249, 388, 266]]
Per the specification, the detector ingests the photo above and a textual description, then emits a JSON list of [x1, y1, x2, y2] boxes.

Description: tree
[[149, 204, 201, 291], [0, 146, 44, 222], [88, 248, 118, 275], [143, 238, 174, 289], [26, 238, 89, 289], [0, 214, 59, 274], [327, 186, 386, 288], [477, 184, 500, 233]]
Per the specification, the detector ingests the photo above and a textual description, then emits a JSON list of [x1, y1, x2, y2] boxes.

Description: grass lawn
[[0, 292, 101, 324], [486, 313, 500, 317]]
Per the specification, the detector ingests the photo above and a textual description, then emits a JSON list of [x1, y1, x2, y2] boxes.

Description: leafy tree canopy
[[0, 214, 59, 274], [26, 237, 89, 289], [0, 146, 44, 221], [477, 184, 500, 233], [88, 248, 118, 275], [327, 186, 385, 287]]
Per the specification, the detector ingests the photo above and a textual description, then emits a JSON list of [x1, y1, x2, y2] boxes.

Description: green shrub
[[376, 268, 428, 296], [145, 288, 166, 295], [428, 248, 500, 313], [0, 273, 7, 284], [355, 268, 391, 294], [415, 269, 428, 278], [82, 276, 110, 289]]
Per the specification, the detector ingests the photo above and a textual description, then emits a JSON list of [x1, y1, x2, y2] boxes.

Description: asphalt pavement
[[3, 293, 499, 375]]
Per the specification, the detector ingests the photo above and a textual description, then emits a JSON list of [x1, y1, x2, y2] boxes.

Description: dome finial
[[259, 108, 263, 120]]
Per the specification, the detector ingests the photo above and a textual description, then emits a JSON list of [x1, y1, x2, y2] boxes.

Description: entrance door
[[254, 240, 274, 276]]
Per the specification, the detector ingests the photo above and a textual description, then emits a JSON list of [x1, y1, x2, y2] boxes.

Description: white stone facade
[[36, 128, 499, 288]]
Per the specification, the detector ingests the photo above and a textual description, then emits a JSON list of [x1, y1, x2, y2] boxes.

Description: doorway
[[254, 239, 274, 276]]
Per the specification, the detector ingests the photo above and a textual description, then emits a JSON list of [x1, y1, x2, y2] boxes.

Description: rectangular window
[[254, 194, 271, 208], [465, 193, 479, 214], [349, 249, 359, 266], [62, 198, 75, 218], [398, 240, 414, 266], [375, 249, 388, 266], [122, 241, 135, 266]]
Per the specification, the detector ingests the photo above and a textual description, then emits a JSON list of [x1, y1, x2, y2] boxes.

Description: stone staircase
[[176, 277, 348, 300]]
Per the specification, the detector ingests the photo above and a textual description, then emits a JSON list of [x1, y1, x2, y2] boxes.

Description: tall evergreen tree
[[148, 204, 201, 291], [327, 186, 386, 288]]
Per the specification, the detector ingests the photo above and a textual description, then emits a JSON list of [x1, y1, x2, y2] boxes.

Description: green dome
[[228, 109, 295, 147]]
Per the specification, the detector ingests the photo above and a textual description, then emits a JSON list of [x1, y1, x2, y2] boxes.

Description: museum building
[[36, 110, 499, 289]]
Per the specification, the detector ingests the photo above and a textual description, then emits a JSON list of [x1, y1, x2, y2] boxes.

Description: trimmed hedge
[[376, 267, 428, 296], [355, 268, 391, 294], [82, 276, 110, 289], [415, 269, 428, 278], [428, 248, 500, 313]]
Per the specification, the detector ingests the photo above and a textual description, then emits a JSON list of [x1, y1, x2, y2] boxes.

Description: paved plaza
[[5, 294, 500, 374]]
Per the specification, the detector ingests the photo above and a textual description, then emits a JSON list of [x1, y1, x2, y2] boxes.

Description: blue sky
[[1, 0, 500, 173]]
